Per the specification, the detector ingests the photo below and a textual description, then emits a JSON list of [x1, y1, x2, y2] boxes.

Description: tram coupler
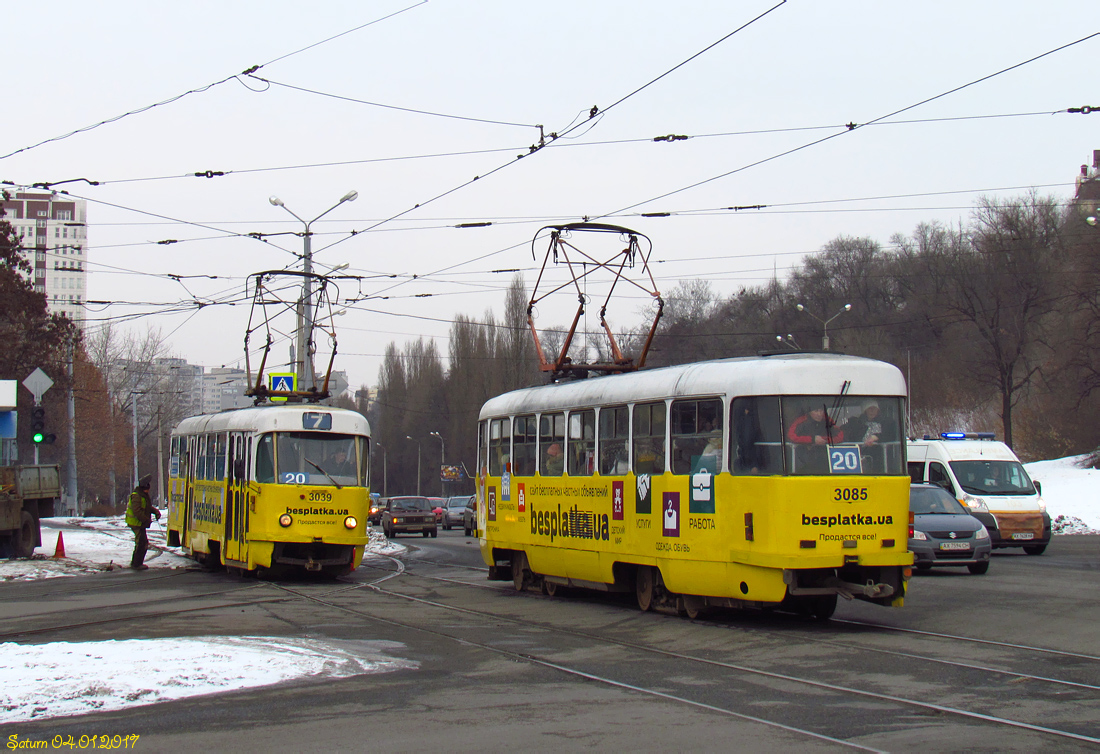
[[783, 570, 895, 601], [304, 559, 322, 572]]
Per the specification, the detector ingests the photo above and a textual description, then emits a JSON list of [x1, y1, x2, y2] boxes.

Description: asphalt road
[[3, 531, 1098, 752]]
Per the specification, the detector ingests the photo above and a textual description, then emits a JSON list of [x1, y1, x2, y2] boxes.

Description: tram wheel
[[681, 594, 709, 620], [543, 579, 559, 597], [512, 552, 529, 592], [636, 566, 655, 612]]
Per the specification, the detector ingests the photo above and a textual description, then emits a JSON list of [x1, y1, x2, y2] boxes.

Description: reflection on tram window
[[730, 396, 784, 475], [598, 405, 629, 476], [540, 412, 565, 476], [632, 401, 666, 475], [488, 418, 509, 476], [274, 432, 366, 486], [512, 414, 537, 476], [670, 398, 723, 474], [256, 433, 275, 483], [568, 410, 595, 476], [782, 395, 905, 476]]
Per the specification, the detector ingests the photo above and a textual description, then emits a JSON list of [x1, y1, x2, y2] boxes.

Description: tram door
[[183, 436, 196, 548], [224, 432, 249, 563]]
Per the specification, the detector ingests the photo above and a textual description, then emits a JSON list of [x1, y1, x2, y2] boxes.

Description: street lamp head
[[268, 196, 284, 207], [430, 431, 441, 438], [796, 303, 805, 312], [843, 304, 852, 312], [406, 435, 415, 441], [341, 190, 359, 204]]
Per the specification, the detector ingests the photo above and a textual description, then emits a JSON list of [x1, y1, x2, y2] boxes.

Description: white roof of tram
[[479, 353, 907, 419], [172, 405, 370, 437]]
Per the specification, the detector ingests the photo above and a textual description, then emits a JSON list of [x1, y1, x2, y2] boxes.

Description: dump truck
[[0, 464, 60, 558]]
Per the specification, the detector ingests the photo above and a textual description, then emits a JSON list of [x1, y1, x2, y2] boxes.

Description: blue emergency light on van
[[939, 432, 996, 440]]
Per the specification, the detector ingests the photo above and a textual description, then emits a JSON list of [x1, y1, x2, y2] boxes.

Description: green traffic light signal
[[33, 431, 45, 444]]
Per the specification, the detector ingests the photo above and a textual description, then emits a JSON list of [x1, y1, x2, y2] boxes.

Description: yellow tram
[[475, 353, 913, 619], [167, 405, 371, 575]]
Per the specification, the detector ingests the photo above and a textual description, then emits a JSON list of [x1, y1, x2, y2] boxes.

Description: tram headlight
[[344, 515, 358, 530], [279, 513, 293, 528]]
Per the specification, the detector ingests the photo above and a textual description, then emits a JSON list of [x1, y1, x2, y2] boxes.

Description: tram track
[[0, 581, 286, 640], [271, 555, 1100, 748]]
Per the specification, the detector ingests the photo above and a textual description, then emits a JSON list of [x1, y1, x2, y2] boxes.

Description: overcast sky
[[2, 1, 1096, 390]]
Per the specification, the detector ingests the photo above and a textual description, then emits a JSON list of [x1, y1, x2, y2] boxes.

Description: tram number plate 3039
[[1012, 532, 1035, 540], [940, 541, 971, 551]]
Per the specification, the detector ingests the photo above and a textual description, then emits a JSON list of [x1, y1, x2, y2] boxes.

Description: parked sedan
[[909, 483, 992, 574], [442, 496, 472, 530], [381, 496, 438, 538]]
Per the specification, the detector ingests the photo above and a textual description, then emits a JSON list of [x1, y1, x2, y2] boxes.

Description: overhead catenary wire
[[0, 2, 428, 163]]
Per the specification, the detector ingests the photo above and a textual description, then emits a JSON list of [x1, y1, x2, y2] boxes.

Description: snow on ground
[[0, 522, 412, 724], [0, 635, 416, 724], [1025, 454, 1100, 533]]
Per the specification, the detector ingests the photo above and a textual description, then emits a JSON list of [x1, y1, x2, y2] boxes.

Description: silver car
[[442, 496, 472, 530], [909, 483, 992, 574]]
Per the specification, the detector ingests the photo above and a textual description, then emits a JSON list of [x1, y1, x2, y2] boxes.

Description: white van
[[907, 433, 1050, 555]]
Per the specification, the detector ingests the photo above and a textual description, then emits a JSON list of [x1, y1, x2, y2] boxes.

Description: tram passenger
[[328, 449, 356, 478], [543, 443, 564, 476], [125, 474, 161, 570], [787, 406, 843, 473]]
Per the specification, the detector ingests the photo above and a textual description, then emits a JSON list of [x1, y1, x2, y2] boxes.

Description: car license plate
[[407, 526, 422, 532], [939, 541, 971, 551], [1012, 532, 1035, 540]]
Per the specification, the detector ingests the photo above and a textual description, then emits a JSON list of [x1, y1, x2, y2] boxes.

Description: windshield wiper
[[306, 459, 343, 489]]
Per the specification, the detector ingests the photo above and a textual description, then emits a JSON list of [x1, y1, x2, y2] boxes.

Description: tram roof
[[172, 405, 370, 437], [479, 353, 906, 418]]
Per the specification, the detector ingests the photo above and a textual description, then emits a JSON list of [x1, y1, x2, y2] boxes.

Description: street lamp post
[[375, 441, 387, 497], [430, 431, 445, 497], [796, 303, 851, 351], [268, 190, 358, 390], [405, 436, 421, 496]]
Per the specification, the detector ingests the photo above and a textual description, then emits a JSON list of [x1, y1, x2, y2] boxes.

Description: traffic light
[[30, 406, 55, 444], [31, 406, 45, 444]]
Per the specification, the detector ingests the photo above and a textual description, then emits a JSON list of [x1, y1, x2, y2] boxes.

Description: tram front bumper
[[783, 569, 896, 601]]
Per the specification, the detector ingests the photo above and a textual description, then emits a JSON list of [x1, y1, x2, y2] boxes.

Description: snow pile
[[1025, 454, 1100, 531], [0, 519, 405, 582], [0, 636, 415, 723]]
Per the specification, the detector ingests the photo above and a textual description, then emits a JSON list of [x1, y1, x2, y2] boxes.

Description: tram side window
[[196, 436, 208, 480], [568, 410, 595, 476], [670, 398, 723, 474], [633, 402, 666, 475], [488, 418, 509, 476], [513, 414, 537, 476], [169, 437, 180, 478], [478, 420, 487, 477], [360, 439, 370, 487], [213, 433, 227, 482], [256, 434, 275, 483], [730, 397, 784, 475], [598, 406, 629, 475], [540, 412, 565, 476]]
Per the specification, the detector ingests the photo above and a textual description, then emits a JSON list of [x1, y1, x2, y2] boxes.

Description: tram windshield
[[255, 432, 368, 487], [731, 395, 905, 476]]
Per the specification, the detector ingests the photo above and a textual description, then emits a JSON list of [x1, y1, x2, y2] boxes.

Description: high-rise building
[[0, 190, 89, 329]]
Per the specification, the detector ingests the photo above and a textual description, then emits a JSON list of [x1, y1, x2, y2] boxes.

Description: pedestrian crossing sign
[[269, 373, 296, 402]]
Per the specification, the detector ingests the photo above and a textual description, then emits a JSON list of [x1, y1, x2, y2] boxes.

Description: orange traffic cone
[[53, 531, 66, 559]]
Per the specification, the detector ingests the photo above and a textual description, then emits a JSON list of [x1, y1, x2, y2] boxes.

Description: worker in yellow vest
[[125, 474, 161, 570]]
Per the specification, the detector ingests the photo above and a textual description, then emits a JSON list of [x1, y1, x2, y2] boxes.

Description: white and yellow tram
[[475, 353, 913, 619], [167, 405, 371, 575]]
